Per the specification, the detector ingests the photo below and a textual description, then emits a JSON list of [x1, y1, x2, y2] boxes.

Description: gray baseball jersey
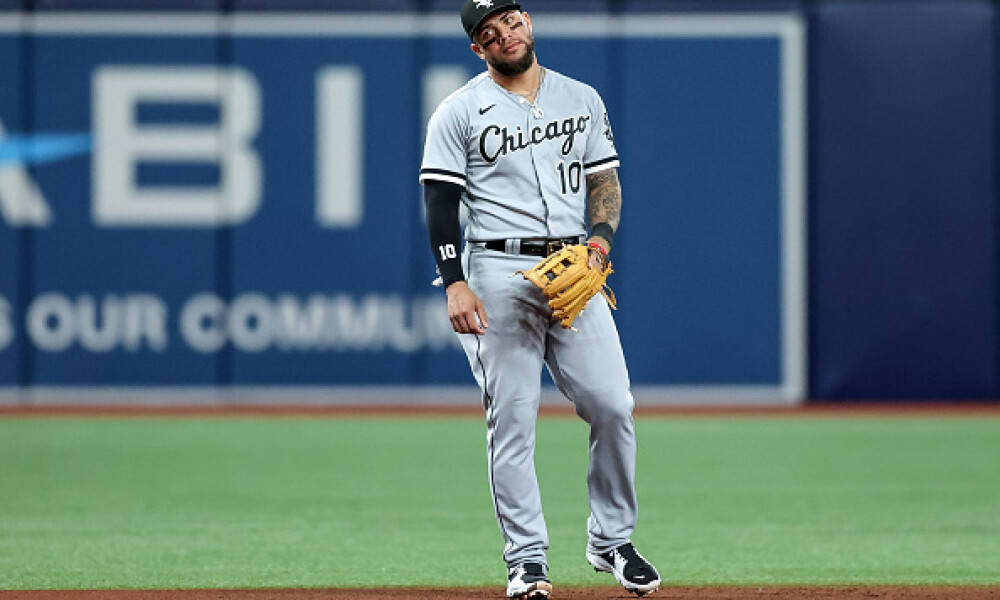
[[419, 69, 619, 241], [420, 67, 638, 572]]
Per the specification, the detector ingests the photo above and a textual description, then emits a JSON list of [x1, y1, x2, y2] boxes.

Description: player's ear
[[470, 42, 485, 61], [522, 11, 532, 34]]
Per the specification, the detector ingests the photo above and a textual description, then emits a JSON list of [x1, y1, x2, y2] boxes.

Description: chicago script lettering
[[479, 115, 591, 163]]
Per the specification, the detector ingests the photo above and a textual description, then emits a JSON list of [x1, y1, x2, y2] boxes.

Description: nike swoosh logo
[[0, 133, 92, 168], [479, 104, 496, 115]]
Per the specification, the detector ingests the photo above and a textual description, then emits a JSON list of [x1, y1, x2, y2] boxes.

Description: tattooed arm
[[585, 168, 621, 255]]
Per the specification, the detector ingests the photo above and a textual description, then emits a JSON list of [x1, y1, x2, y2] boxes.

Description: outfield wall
[[0, 0, 995, 403]]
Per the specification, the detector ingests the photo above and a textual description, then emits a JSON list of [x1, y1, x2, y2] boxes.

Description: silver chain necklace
[[496, 67, 545, 119], [523, 68, 545, 118]]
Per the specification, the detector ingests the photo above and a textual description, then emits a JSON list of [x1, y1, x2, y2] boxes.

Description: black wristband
[[439, 266, 466, 288], [591, 222, 615, 248]]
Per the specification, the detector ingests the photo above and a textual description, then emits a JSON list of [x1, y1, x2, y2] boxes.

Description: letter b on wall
[[92, 66, 262, 227]]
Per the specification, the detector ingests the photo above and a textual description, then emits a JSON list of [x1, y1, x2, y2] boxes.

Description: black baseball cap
[[461, 0, 522, 39]]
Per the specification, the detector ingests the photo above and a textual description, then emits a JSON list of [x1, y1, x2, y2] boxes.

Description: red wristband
[[587, 241, 609, 257]]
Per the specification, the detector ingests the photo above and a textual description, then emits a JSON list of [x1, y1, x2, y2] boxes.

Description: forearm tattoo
[[585, 168, 621, 231]]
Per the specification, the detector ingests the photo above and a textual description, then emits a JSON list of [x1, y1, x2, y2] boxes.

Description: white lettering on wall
[[26, 293, 166, 352], [4, 65, 472, 229], [227, 293, 273, 353], [274, 294, 326, 350], [0, 119, 52, 226], [0, 295, 13, 351], [179, 292, 458, 353], [316, 66, 363, 228], [93, 66, 262, 226], [180, 292, 226, 353], [27, 294, 74, 351]]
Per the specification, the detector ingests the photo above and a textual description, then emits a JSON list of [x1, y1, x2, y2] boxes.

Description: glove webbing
[[518, 244, 617, 330]]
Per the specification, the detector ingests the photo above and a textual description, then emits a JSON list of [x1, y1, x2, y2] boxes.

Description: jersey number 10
[[557, 160, 583, 195]]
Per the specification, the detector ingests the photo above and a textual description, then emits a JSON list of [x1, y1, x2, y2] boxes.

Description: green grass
[[0, 416, 998, 589]]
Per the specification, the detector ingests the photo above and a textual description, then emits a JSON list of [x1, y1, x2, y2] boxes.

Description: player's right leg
[[457, 246, 554, 585]]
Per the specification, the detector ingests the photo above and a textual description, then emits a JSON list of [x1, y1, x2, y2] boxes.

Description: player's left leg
[[543, 295, 661, 595], [545, 294, 636, 550]]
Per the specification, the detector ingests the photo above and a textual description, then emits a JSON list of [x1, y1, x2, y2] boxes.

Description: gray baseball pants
[[458, 244, 638, 568]]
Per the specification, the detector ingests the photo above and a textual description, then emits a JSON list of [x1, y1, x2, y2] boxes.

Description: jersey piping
[[583, 155, 620, 175], [419, 167, 467, 188]]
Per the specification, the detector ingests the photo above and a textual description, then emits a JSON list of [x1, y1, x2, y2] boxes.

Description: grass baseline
[[0, 415, 997, 589]]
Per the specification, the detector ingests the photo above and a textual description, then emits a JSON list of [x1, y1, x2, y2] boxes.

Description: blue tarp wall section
[[0, 0, 996, 401]]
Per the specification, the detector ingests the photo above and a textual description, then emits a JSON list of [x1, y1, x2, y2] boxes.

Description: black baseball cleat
[[586, 542, 661, 596], [506, 562, 553, 599]]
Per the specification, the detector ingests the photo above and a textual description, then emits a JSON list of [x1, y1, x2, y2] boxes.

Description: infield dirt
[[2, 587, 999, 599]]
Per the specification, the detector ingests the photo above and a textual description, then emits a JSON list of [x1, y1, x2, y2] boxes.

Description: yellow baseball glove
[[518, 244, 617, 330]]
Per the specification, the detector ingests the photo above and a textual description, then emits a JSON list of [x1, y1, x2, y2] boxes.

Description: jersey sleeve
[[419, 100, 469, 189], [582, 89, 620, 176]]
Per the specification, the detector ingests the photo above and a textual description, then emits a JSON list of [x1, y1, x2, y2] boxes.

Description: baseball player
[[419, 1, 661, 597]]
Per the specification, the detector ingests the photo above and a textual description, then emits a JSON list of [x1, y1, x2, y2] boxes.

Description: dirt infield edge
[[1, 586, 999, 600]]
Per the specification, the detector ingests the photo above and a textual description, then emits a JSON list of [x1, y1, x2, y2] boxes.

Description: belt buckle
[[546, 239, 566, 256]]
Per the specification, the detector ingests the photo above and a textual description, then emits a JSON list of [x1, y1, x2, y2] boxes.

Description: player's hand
[[585, 236, 610, 270], [446, 281, 489, 334]]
